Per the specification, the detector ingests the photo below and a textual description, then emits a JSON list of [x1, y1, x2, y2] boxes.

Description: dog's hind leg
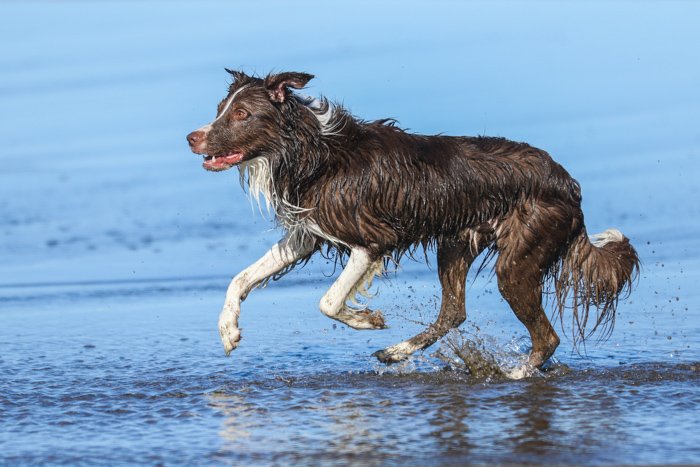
[[319, 247, 387, 330], [494, 205, 569, 369], [374, 237, 484, 364], [219, 232, 314, 355], [495, 257, 560, 370]]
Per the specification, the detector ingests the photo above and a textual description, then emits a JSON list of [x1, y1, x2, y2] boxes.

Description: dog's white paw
[[218, 310, 242, 356], [505, 364, 537, 380], [372, 342, 413, 364], [338, 308, 387, 330]]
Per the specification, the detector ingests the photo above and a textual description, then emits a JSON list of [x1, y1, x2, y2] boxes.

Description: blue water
[[1, 1, 699, 464]]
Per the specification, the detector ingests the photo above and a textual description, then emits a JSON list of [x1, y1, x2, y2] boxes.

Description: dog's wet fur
[[187, 70, 639, 369]]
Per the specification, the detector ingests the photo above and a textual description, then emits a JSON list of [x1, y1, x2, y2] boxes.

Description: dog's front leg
[[219, 232, 313, 355], [319, 247, 386, 330]]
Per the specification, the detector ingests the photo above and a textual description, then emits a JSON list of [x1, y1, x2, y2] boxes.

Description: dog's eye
[[232, 109, 249, 121]]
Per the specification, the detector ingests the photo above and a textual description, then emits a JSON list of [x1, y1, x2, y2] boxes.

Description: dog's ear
[[264, 72, 314, 103], [224, 68, 250, 83]]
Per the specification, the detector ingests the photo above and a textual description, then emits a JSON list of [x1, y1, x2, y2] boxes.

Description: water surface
[[1, 1, 699, 464]]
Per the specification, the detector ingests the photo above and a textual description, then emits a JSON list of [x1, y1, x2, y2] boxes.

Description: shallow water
[[2, 1, 700, 465], [3, 290, 700, 465]]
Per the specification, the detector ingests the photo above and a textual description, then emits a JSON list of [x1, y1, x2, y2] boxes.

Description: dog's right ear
[[224, 68, 250, 83]]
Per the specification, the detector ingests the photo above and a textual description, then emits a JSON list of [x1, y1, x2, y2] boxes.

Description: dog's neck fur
[[238, 156, 311, 229], [238, 95, 353, 240]]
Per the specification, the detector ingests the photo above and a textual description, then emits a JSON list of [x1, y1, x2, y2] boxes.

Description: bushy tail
[[552, 228, 640, 345]]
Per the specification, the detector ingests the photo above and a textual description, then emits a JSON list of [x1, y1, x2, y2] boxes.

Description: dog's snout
[[187, 130, 205, 146], [187, 129, 209, 154]]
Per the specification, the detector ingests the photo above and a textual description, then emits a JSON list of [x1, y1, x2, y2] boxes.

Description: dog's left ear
[[225, 68, 251, 83], [264, 72, 314, 103]]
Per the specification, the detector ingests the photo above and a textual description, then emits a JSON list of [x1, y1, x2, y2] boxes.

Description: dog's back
[[305, 126, 582, 256]]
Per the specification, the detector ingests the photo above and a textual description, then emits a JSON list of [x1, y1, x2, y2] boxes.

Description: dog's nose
[[186, 130, 205, 147]]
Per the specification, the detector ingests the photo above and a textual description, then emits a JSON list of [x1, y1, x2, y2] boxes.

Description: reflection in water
[[321, 395, 382, 457], [505, 381, 569, 458], [426, 389, 476, 457], [207, 390, 255, 443], [205, 363, 700, 464]]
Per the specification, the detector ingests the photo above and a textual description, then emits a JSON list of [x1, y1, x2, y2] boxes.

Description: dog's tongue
[[203, 153, 244, 170]]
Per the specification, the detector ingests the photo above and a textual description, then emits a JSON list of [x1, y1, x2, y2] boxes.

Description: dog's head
[[186, 70, 314, 172]]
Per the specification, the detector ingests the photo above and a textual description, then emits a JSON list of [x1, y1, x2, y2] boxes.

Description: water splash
[[432, 326, 566, 380], [371, 357, 418, 376]]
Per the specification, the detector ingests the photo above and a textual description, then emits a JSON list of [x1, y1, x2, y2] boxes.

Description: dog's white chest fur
[[238, 157, 347, 249]]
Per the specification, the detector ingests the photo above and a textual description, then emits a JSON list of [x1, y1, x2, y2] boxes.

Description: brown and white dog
[[186, 70, 639, 369]]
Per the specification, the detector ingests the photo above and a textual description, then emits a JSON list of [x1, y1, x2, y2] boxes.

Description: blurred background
[[1, 1, 699, 464], [1, 1, 698, 288]]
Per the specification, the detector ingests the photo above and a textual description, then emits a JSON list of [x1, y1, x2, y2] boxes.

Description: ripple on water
[[2, 329, 700, 465]]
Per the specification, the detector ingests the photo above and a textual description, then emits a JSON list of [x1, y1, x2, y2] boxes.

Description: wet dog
[[187, 70, 639, 368]]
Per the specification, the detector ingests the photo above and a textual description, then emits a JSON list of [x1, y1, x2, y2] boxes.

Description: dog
[[186, 70, 639, 368]]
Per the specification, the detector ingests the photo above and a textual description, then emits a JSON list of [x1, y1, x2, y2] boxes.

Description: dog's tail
[[552, 228, 640, 345]]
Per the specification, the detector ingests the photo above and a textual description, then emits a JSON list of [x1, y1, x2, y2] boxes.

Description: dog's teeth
[[212, 156, 217, 162]]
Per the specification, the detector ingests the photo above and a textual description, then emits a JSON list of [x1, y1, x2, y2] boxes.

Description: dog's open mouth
[[202, 152, 245, 171]]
